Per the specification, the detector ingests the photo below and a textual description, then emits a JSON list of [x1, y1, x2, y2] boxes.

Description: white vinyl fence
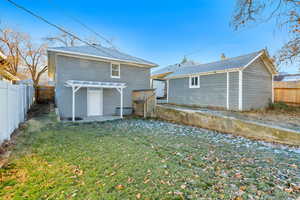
[[0, 80, 34, 144]]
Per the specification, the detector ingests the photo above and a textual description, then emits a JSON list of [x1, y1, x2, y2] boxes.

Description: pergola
[[65, 80, 127, 122]]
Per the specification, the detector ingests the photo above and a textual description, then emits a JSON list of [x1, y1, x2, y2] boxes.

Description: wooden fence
[[36, 85, 55, 103], [0, 80, 34, 144], [274, 81, 300, 106]]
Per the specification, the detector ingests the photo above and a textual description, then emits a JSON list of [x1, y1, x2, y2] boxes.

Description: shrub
[[268, 101, 292, 111]]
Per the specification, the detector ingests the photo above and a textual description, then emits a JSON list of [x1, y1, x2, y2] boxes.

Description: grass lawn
[[0, 106, 299, 199]]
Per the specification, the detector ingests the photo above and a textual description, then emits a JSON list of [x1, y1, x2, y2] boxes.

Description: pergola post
[[72, 86, 75, 122], [72, 86, 81, 122], [116, 87, 124, 118]]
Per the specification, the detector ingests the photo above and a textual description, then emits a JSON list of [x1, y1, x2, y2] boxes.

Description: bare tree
[[232, 0, 300, 67], [19, 40, 47, 89], [44, 32, 103, 47], [0, 28, 26, 75], [44, 32, 80, 47]]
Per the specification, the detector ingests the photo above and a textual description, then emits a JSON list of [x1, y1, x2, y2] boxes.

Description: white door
[[87, 89, 103, 116]]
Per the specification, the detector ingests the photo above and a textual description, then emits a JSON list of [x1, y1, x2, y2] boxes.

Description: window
[[189, 75, 200, 88], [111, 63, 120, 78]]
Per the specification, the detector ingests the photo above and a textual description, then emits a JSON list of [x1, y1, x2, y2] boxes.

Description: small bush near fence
[[0, 80, 34, 144]]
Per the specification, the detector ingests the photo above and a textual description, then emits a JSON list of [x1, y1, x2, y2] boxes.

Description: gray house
[[154, 50, 277, 111], [47, 45, 157, 121]]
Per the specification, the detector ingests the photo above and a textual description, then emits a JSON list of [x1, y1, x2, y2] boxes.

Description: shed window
[[189, 76, 200, 88], [111, 63, 120, 78]]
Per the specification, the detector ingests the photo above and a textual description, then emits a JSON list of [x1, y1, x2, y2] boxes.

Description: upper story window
[[189, 75, 200, 88], [111, 63, 120, 78]]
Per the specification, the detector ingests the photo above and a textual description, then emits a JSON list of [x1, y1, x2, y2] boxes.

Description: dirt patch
[[161, 103, 300, 132], [156, 105, 300, 146], [240, 109, 300, 127]]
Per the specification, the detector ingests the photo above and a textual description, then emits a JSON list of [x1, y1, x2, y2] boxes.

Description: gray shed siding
[[168, 73, 228, 108], [55, 55, 150, 118], [228, 72, 239, 110], [242, 58, 272, 110]]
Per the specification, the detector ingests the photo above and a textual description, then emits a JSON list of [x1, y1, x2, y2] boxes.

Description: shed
[[155, 50, 277, 111]]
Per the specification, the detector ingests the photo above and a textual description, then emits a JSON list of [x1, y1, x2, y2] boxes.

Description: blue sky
[[1, 0, 297, 73]]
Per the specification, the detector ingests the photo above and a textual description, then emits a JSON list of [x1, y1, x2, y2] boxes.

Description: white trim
[[189, 75, 200, 88], [242, 50, 277, 75], [260, 56, 277, 76], [71, 85, 82, 122], [111, 63, 120, 79], [48, 49, 157, 68], [226, 72, 229, 110], [242, 51, 264, 70], [165, 68, 241, 80], [238, 70, 243, 111], [116, 88, 124, 118]]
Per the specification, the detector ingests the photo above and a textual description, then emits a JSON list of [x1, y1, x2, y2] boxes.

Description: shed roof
[[165, 51, 266, 78], [156, 50, 277, 79], [48, 45, 157, 67]]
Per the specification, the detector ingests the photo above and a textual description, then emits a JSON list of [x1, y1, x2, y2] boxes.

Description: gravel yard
[[0, 107, 299, 199]]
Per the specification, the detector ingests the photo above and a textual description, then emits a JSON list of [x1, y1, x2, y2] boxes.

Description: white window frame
[[189, 75, 200, 88], [111, 63, 120, 78]]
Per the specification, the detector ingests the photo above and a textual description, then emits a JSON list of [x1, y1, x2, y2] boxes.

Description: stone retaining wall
[[155, 105, 300, 146]]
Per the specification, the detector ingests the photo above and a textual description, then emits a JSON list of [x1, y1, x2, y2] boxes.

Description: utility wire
[[46, 0, 114, 47], [5, 0, 117, 58]]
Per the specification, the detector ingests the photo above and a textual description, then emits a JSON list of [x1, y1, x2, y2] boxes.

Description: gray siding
[[55, 55, 150, 118], [168, 73, 227, 108], [242, 58, 272, 110], [228, 72, 239, 110]]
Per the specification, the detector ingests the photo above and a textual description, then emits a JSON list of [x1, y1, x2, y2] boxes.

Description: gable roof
[[161, 50, 276, 79], [48, 45, 157, 67], [151, 60, 199, 79]]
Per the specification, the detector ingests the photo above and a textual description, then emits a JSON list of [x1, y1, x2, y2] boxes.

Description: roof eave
[[47, 48, 158, 68], [241, 50, 278, 75], [165, 68, 242, 79]]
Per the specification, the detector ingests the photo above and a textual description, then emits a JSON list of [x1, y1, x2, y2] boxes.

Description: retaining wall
[[155, 105, 300, 146]]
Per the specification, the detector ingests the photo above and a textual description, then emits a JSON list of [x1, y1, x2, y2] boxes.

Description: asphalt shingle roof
[[48, 45, 157, 67], [165, 51, 263, 78]]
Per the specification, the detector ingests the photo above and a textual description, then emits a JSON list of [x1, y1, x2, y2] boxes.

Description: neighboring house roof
[[0, 69, 20, 81], [158, 50, 276, 79], [274, 73, 300, 82], [48, 45, 157, 67]]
